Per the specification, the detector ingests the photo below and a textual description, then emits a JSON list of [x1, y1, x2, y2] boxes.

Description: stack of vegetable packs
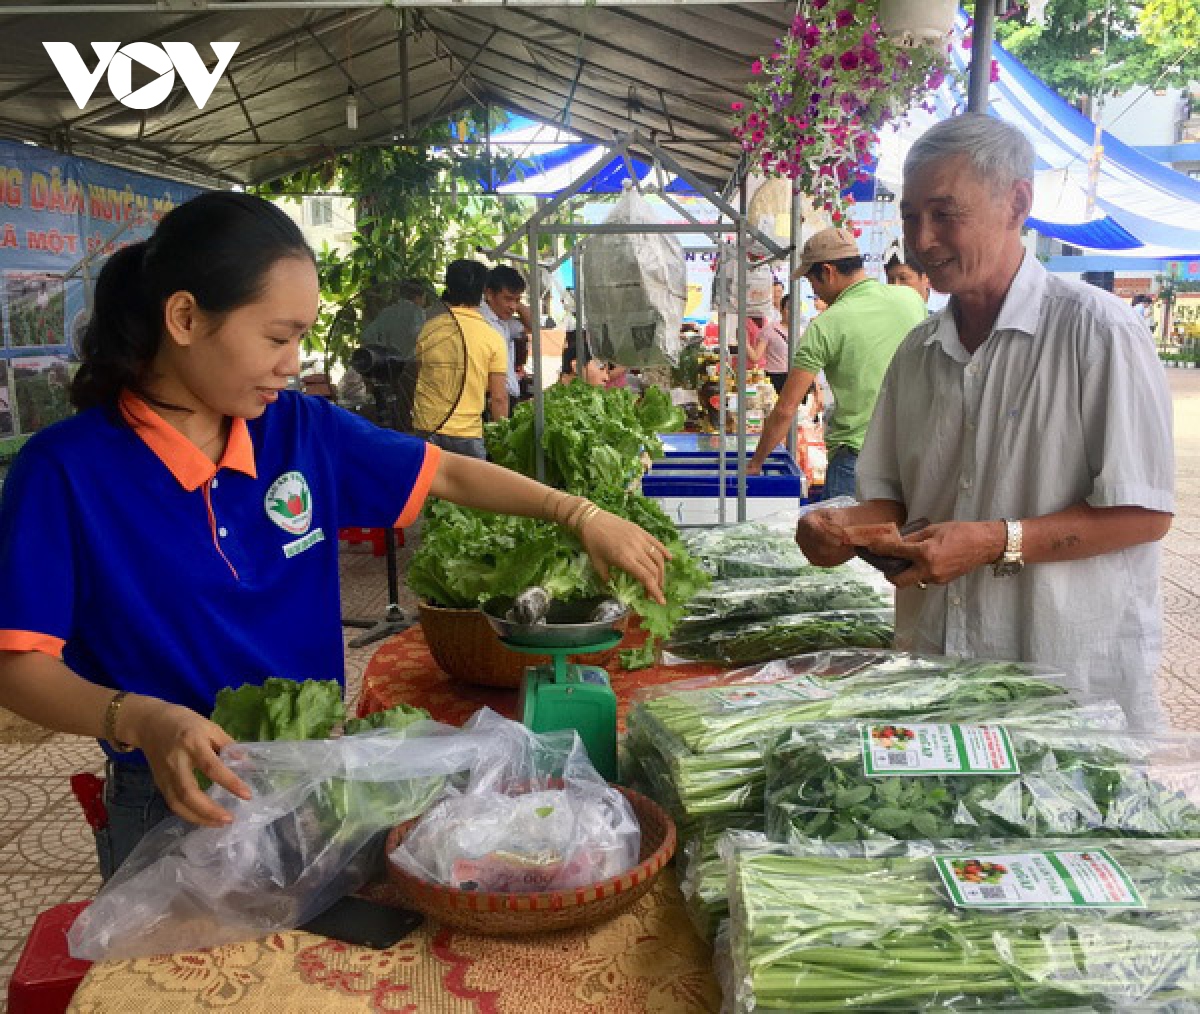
[[668, 521, 895, 665], [621, 650, 1122, 937], [716, 721, 1200, 1010], [721, 833, 1200, 1012]]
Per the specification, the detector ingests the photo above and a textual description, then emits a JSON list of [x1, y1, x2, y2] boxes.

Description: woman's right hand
[[120, 696, 252, 827]]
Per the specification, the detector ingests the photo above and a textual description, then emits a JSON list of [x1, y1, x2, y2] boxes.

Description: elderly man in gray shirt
[[796, 114, 1174, 728]]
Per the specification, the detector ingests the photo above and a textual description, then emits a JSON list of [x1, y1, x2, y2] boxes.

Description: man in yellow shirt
[[412, 259, 508, 458]]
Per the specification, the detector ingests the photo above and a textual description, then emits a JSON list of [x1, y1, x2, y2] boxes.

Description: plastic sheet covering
[[389, 710, 639, 892], [69, 721, 485, 961], [581, 187, 686, 368]]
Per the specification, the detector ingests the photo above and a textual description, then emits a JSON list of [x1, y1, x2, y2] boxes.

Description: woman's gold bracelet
[[104, 690, 134, 753], [573, 503, 602, 534]]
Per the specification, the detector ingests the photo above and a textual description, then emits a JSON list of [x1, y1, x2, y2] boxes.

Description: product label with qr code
[[934, 850, 1145, 909], [861, 723, 1019, 776]]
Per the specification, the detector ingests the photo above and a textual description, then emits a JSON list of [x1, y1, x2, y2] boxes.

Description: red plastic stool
[[337, 527, 402, 557], [8, 900, 93, 1014]]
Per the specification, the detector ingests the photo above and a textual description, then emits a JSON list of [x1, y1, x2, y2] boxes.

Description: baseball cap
[[792, 227, 861, 279]]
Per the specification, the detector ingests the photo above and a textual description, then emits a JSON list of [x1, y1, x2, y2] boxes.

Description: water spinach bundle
[[723, 835, 1200, 1012]]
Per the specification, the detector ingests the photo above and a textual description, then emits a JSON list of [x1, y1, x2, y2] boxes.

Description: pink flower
[[990, 59, 1000, 83], [731, 101, 744, 111], [835, 8, 855, 28], [839, 50, 860, 71], [751, 59, 763, 75], [819, 53, 836, 71]]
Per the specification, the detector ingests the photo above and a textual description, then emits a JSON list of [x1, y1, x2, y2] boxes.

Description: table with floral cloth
[[68, 627, 724, 1014]]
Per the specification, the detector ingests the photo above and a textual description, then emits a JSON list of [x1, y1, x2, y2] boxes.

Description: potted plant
[[732, 1, 952, 221]]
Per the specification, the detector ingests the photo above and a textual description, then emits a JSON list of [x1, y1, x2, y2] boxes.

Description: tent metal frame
[[487, 128, 800, 524]]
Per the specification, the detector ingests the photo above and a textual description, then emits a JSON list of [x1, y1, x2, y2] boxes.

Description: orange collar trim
[[118, 391, 257, 491]]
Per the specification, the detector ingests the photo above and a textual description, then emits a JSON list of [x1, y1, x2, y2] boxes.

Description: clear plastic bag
[[675, 573, 890, 628], [720, 831, 1200, 1012], [766, 722, 1200, 845], [664, 607, 895, 666], [580, 187, 686, 368], [389, 709, 640, 892], [68, 721, 481, 961]]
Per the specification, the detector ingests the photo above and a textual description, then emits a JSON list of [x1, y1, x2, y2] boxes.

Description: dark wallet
[[854, 518, 930, 578]]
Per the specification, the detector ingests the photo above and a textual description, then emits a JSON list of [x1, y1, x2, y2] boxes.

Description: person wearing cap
[[794, 113, 1173, 729], [747, 226, 926, 498]]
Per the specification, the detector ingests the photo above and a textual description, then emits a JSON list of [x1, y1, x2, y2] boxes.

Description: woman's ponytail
[[70, 242, 158, 410]]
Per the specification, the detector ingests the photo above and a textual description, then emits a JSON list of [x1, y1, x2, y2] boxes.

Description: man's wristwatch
[[992, 519, 1024, 577]]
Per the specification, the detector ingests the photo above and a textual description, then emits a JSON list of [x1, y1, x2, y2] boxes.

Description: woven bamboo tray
[[417, 601, 628, 689], [378, 786, 676, 936]]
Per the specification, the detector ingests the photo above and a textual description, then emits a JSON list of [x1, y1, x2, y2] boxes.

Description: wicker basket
[[377, 786, 676, 936], [417, 601, 627, 689]]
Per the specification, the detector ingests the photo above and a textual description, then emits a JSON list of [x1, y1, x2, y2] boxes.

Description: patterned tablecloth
[[69, 626, 725, 1013], [69, 873, 720, 1013]]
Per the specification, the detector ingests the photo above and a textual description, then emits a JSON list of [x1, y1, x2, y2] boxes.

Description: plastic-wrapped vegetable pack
[[680, 518, 823, 580], [766, 722, 1200, 845], [721, 832, 1200, 1012], [673, 573, 891, 632], [665, 608, 895, 665], [631, 652, 1089, 756]]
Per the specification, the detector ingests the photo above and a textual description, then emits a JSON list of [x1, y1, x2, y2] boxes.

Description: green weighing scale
[[481, 596, 622, 780]]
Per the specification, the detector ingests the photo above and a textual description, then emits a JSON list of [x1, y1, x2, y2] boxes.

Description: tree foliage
[[995, 0, 1199, 102], [258, 109, 530, 371], [1140, 0, 1200, 49]]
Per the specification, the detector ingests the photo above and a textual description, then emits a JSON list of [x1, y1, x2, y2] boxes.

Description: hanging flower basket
[[732, 0, 952, 221]]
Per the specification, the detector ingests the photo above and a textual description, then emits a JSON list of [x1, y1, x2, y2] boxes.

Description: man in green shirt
[[748, 227, 926, 498]]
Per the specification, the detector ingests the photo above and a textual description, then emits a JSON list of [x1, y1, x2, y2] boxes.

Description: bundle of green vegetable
[[681, 520, 822, 579], [766, 722, 1200, 845], [723, 834, 1200, 1012], [412, 383, 707, 656], [407, 492, 709, 648], [210, 678, 443, 826], [631, 656, 1077, 756], [484, 381, 683, 495], [675, 573, 890, 629], [666, 608, 894, 665]]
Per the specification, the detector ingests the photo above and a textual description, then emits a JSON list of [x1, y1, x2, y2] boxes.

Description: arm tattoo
[[1050, 533, 1082, 553]]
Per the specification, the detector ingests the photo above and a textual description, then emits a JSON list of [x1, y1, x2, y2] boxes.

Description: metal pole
[[399, 9, 411, 135], [634, 131, 790, 260], [787, 184, 803, 461], [967, 0, 997, 113], [717, 280, 728, 525], [488, 140, 631, 258], [573, 244, 586, 375], [529, 224, 545, 483], [735, 184, 748, 523]]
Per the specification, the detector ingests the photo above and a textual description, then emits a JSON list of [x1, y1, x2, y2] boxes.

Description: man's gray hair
[[904, 113, 1035, 191]]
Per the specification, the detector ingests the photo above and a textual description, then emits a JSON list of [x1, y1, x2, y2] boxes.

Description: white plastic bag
[[68, 723, 483, 961], [389, 709, 640, 892], [581, 187, 686, 368]]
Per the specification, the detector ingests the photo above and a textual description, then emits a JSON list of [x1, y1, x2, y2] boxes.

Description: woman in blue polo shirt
[[0, 192, 672, 877]]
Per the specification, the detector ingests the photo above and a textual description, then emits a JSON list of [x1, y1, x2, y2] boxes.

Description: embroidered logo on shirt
[[264, 471, 313, 535]]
